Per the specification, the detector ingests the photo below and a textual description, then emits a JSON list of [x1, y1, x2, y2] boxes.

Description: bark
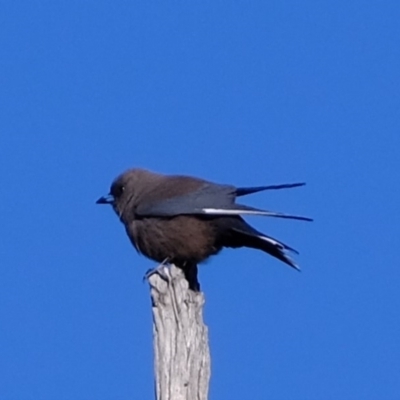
[[148, 265, 211, 400]]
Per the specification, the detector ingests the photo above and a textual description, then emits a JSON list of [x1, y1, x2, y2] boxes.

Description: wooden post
[[148, 265, 211, 400]]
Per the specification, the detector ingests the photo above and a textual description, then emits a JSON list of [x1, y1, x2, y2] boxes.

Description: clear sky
[[1, 2, 399, 399]]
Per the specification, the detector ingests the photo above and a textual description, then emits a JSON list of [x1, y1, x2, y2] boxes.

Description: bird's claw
[[143, 259, 171, 283]]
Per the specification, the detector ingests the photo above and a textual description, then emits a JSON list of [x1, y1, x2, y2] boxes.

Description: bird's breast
[[125, 216, 221, 264]]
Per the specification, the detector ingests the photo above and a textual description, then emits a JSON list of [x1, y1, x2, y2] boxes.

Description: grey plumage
[[96, 168, 312, 290]]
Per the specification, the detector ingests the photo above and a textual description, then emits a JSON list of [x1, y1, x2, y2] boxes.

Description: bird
[[96, 168, 312, 291]]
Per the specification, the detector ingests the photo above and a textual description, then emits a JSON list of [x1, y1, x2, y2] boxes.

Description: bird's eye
[[111, 184, 125, 197], [117, 185, 125, 196]]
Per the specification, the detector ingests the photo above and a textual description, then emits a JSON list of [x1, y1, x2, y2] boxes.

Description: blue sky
[[1, 2, 399, 399]]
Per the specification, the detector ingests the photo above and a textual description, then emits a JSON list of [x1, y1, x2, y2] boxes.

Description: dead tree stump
[[148, 265, 211, 400]]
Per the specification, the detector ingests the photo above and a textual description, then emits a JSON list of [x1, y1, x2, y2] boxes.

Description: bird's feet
[[143, 258, 171, 284]]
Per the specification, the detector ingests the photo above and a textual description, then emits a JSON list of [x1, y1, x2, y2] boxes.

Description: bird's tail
[[218, 218, 300, 270]]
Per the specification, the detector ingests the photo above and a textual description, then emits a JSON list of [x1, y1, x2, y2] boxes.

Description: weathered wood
[[148, 265, 211, 400]]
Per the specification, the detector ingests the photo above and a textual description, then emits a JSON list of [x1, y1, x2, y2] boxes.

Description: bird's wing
[[235, 182, 305, 196], [201, 205, 313, 221], [136, 183, 236, 217], [136, 183, 312, 222]]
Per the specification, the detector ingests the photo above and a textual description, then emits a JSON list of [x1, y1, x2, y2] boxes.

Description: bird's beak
[[96, 194, 114, 204]]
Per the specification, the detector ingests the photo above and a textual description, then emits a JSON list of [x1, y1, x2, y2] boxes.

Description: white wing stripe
[[201, 208, 312, 221], [202, 208, 276, 216]]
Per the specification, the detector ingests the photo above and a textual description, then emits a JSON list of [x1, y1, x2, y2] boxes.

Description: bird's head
[[96, 169, 151, 221], [96, 168, 163, 221]]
